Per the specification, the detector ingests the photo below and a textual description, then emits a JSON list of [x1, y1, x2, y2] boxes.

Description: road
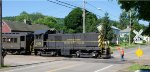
[[1, 45, 150, 72]]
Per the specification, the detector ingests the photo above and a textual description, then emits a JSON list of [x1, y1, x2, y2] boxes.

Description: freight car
[[34, 30, 111, 58], [2, 32, 34, 55]]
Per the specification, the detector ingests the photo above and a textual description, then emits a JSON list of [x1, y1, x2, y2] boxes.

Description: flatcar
[[2, 32, 34, 55], [34, 30, 111, 58]]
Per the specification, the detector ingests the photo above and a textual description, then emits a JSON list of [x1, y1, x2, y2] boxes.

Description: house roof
[[3, 20, 51, 32], [111, 26, 120, 30], [120, 27, 131, 33], [29, 24, 50, 31]]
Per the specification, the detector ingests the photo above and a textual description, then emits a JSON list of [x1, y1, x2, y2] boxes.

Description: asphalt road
[[1, 45, 150, 72]]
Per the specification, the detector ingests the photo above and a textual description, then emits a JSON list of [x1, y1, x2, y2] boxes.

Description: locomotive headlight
[[36, 42, 42, 46]]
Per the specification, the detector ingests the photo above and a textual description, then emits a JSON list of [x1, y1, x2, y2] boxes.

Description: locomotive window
[[38, 34, 42, 39], [10, 38, 13, 43], [2, 38, 6, 42], [7, 38, 11, 43], [21, 36, 25, 41], [14, 38, 17, 43], [35, 34, 42, 39]]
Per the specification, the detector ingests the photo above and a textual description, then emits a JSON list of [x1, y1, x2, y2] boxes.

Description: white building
[[120, 26, 131, 42], [111, 26, 121, 44]]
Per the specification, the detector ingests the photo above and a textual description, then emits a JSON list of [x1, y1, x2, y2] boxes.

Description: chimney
[[24, 19, 26, 24], [24, 19, 32, 25]]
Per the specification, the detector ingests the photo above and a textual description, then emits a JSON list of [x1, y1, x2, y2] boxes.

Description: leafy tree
[[64, 7, 98, 33], [86, 12, 98, 32], [143, 23, 150, 36], [15, 11, 29, 21], [2, 16, 16, 21], [64, 7, 83, 33], [118, 1, 150, 21], [101, 13, 114, 41], [34, 16, 60, 29], [118, 1, 150, 36], [119, 10, 130, 29]]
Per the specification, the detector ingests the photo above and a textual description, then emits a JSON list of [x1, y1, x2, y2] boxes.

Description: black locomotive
[[2, 30, 111, 58], [2, 32, 33, 55], [33, 30, 111, 58]]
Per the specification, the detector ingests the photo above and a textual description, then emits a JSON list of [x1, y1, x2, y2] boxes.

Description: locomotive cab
[[34, 29, 56, 55]]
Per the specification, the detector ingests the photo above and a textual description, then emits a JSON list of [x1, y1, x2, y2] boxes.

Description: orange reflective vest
[[120, 49, 124, 55]]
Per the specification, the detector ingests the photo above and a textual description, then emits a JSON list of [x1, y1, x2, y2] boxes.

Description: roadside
[[116, 44, 150, 72], [110, 42, 148, 52], [0, 55, 66, 71]]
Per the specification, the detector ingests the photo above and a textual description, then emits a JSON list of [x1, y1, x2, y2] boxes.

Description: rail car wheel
[[34, 51, 37, 55], [75, 51, 80, 58], [92, 51, 98, 58], [37, 51, 42, 56]]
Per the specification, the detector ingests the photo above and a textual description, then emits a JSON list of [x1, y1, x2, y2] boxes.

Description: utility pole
[[82, 0, 85, 33], [129, 10, 131, 46], [0, 0, 3, 67]]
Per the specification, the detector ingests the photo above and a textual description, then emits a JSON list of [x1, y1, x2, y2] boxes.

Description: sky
[[2, 0, 149, 26]]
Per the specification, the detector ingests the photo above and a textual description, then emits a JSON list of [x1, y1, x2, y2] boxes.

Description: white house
[[120, 26, 131, 42], [120, 26, 131, 38], [111, 26, 121, 44]]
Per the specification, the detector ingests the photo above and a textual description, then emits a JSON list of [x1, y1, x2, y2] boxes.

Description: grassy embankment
[[128, 63, 150, 72], [110, 42, 147, 51], [0, 65, 9, 69]]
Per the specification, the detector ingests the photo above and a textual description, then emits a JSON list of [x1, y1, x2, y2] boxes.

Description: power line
[[47, 0, 101, 19], [47, 0, 73, 9], [86, 2, 98, 10], [55, 0, 78, 8], [86, 2, 118, 20]]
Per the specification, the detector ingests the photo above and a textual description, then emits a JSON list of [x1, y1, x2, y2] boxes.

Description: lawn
[[110, 42, 146, 52], [128, 64, 150, 72]]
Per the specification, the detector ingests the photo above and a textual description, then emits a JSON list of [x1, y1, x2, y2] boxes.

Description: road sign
[[135, 48, 143, 58], [133, 29, 144, 43]]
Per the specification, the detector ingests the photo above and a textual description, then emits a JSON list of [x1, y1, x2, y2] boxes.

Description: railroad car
[[34, 30, 111, 58], [2, 32, 34, 55]]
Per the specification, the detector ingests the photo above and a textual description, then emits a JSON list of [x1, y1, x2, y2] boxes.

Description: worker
[[120, 48, 124, 61]]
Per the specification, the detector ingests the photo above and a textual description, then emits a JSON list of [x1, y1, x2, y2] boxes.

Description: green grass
[[110, 42, 146, 52], [128, 64, 150, 72], [0, 65, 10, 69]]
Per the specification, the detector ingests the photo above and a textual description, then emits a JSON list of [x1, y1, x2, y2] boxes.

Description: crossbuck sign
[[133, 29, 144, 43]]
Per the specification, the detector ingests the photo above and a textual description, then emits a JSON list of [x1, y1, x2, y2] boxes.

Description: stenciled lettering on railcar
[[64, 39, 84, 44]]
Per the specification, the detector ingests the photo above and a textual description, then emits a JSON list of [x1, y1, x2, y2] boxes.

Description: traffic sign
[[133, 29, 144, 43], [135, 48, 143, 58]]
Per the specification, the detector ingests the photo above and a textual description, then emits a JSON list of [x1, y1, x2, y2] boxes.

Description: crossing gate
[[97, 25, 104, 49]]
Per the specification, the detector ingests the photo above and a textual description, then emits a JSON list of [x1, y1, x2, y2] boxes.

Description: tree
[[143, 23, 150, 36], [2, 11, 64, 30], [119, 10, 130, 29], [15, 11, 29, 21], [64, 7, 98, 33], [64, 7, 83, 33], [34, 16, 60, 29], [86, 12, 98, 32], [118, 1, 150, 21], [101, 13, 114, 41]]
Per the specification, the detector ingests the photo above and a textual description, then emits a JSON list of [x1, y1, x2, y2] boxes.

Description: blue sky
[[2, 0, 149, 26]]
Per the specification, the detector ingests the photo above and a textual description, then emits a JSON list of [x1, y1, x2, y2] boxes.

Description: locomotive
[[33, 30, 111, 58], [2, 29, 112, 58]]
